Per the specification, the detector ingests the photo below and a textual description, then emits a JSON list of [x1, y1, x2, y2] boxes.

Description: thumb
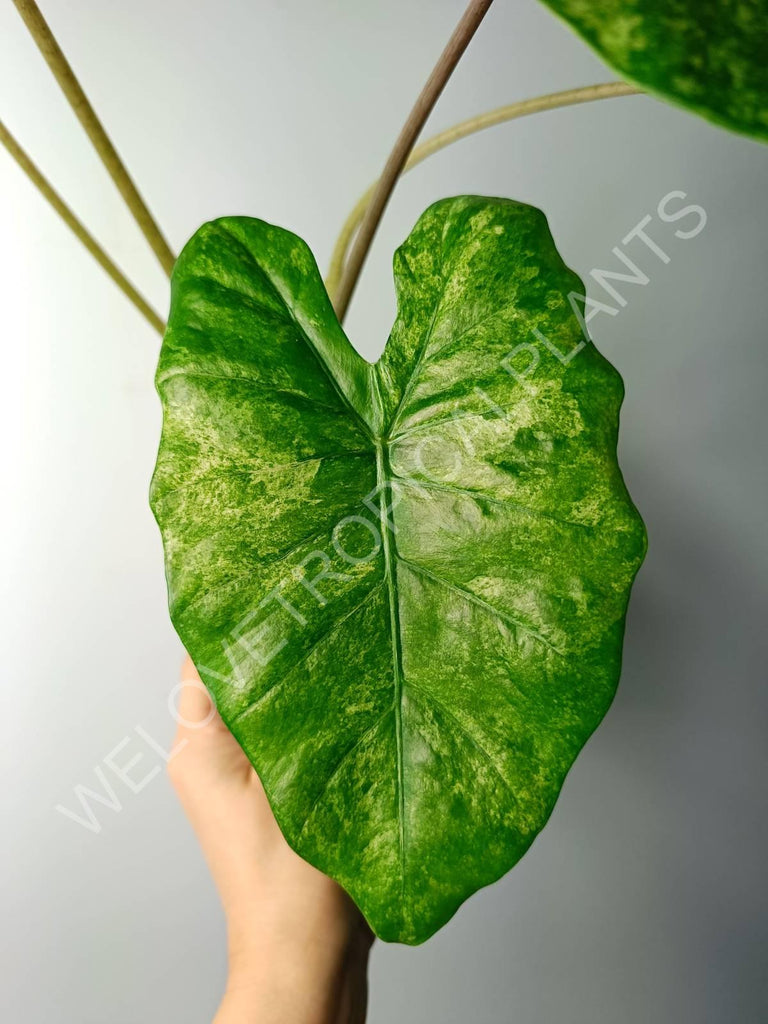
[[169, 654, 251, 782], [173, 655, 220, 741]]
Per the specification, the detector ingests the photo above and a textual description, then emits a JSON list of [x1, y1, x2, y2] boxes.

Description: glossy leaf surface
[[540, 0, 768, 141], [151, 197, 646, 943]]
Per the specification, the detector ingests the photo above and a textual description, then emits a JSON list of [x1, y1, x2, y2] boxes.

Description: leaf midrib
[[375, 433, 407, 908]]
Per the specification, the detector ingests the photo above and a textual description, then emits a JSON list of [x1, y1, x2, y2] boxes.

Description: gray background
[[1, 1, 766, 1021]]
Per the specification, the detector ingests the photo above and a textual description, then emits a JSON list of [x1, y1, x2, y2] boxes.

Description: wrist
[[218, 942, 347, 1024], [224, 891, 358, 971], [218, 908, 368, 1024]]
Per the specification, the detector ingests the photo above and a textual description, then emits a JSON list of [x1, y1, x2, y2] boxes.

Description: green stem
[[1, 120, 164, 334], [12, 0, 176, 276], [332, 0, 496, 323], [326, 82, 640, 301]]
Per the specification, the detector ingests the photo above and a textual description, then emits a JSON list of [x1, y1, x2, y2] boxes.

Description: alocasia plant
[[3, 0, 763, 970], [151, 195, 647, 943]]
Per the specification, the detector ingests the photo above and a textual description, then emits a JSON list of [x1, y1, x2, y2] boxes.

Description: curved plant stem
[[332, 0, 495, 323], [326, 81, 640, 302], [12, 0, 176, 277], [1, 120, 164, 334]]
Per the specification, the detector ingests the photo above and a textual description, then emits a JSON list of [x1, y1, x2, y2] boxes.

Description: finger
[[171, 653, 254, 783], [172, 654, 221, 742]]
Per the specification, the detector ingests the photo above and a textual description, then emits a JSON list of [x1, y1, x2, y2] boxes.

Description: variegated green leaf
[[540, 0, 768, 141], [151, 197, 646, 944]]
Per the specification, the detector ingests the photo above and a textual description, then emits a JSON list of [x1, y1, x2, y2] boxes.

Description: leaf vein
[[154, 449, 371, 504], [231, 581, 386, 724], [295, 707, 395, 841], [176, 526, 329, 617], [397, 556, 564, 656], [157, 368, 347, 413], [214, 224, 373, 440], [395, 476, 592, 531], [406, 681, 518, 804]]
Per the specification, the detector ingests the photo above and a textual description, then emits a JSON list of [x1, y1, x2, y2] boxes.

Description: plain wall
[[1, 1, 766, 1021]]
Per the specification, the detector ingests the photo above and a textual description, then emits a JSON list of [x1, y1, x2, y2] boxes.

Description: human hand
[[169, 655, 373, 1024]]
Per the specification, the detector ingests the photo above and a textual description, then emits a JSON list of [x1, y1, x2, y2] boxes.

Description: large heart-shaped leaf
[[151, 196, 646, 944], [539, 0, 768, 142]]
